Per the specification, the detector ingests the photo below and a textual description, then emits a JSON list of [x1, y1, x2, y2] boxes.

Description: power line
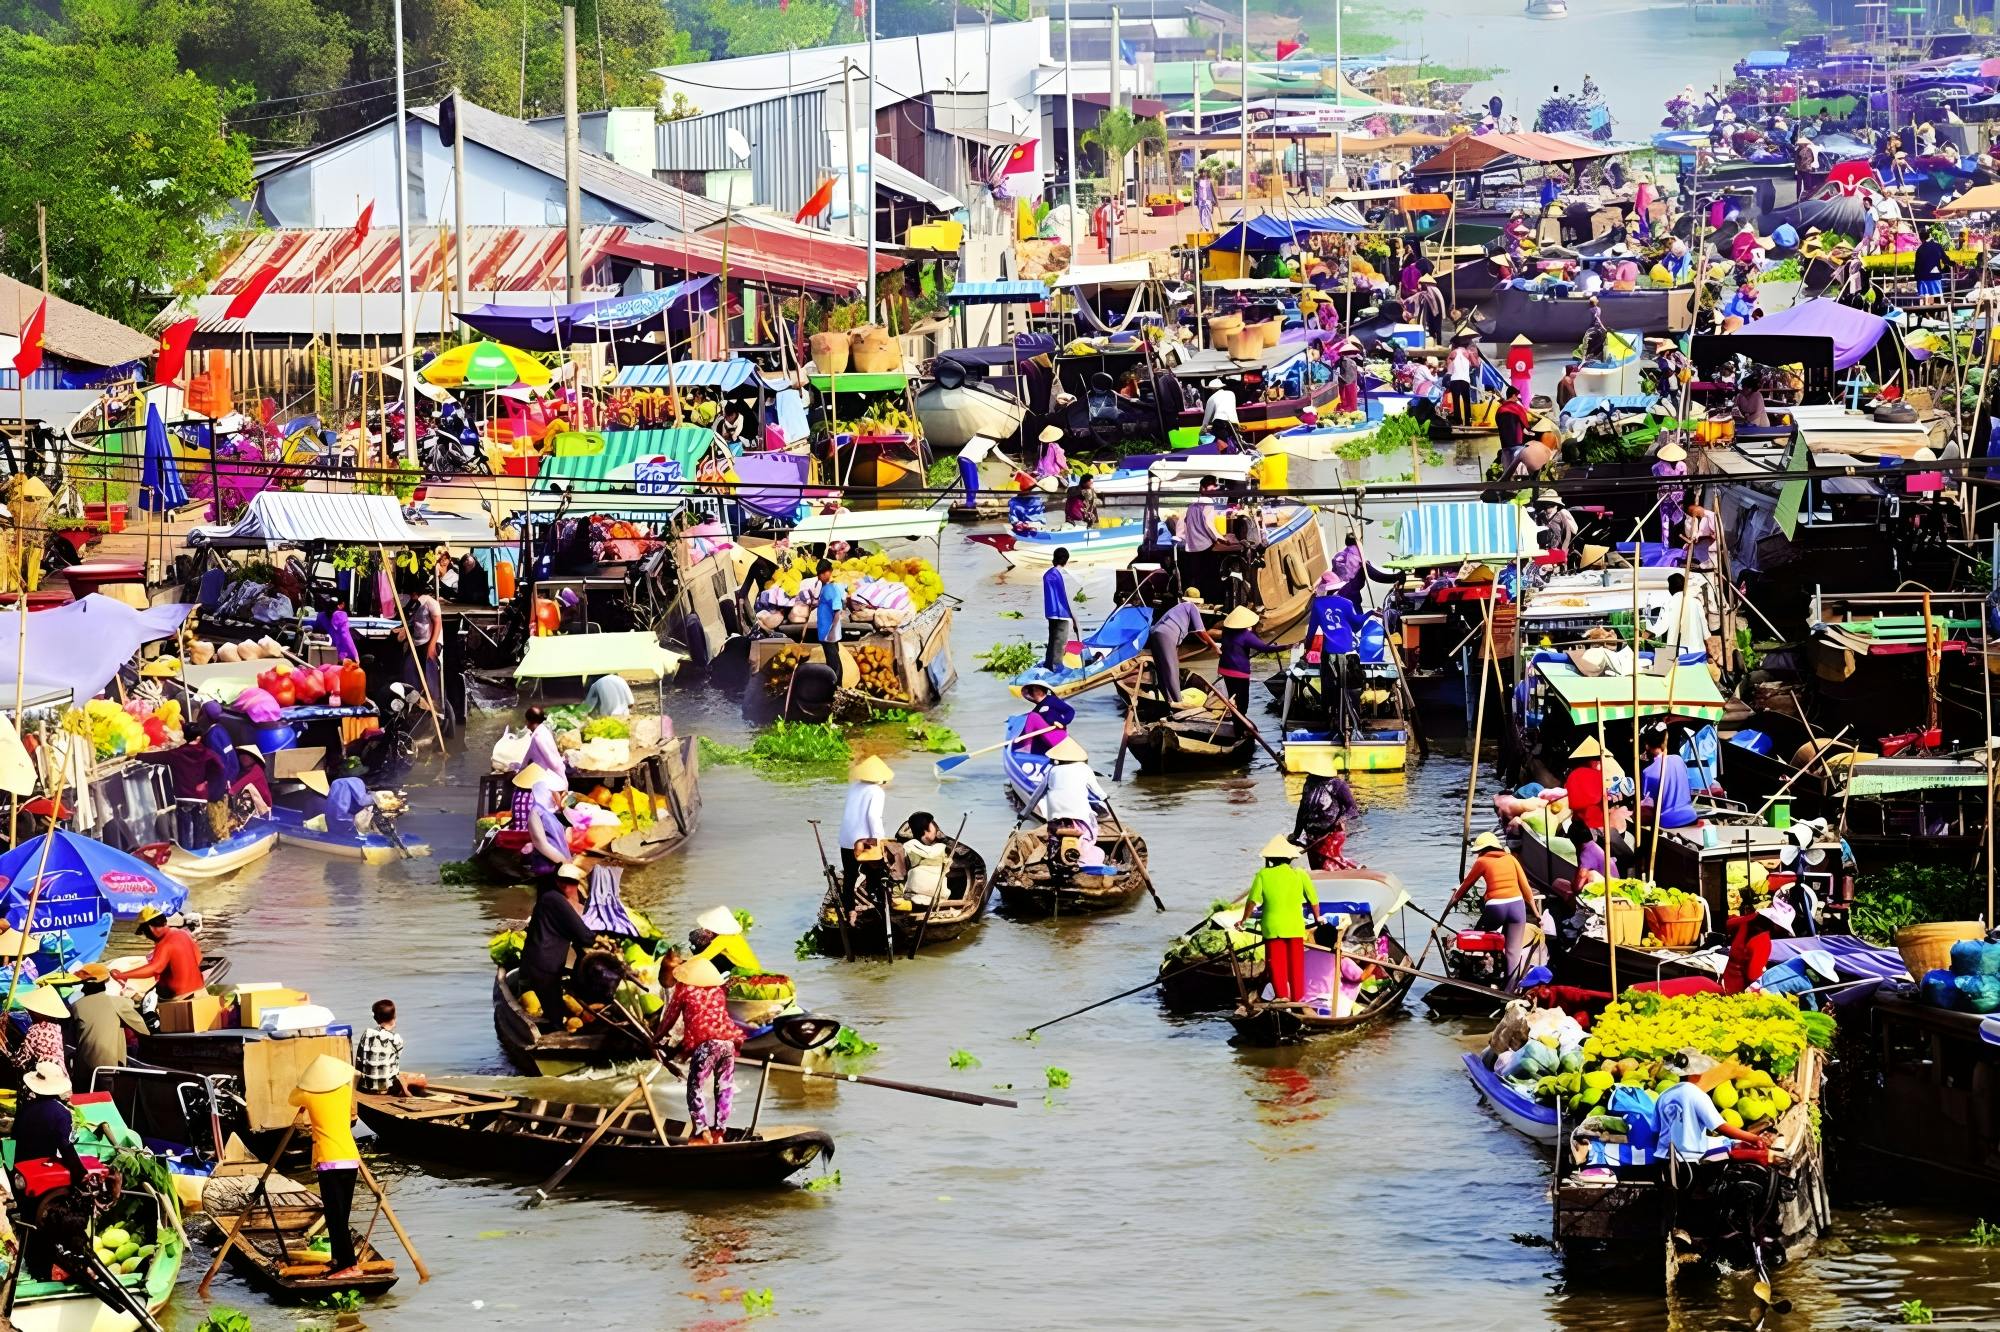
[[227, 62, 448, 112]]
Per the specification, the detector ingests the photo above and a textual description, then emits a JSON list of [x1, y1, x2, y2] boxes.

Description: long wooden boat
[[1114, 500, 1331, 650], [1126, 709, 1257, 772], [1227, 932, 1415, 1044], [214, 1181, 399, 1302], [992, 819, 1150, 916], [967, 519, 1146, 568], [357, 1084, 832, 1189], [268, 803, 430, 863], [1473, 285, 1695, 341], [810, 822, 993, 955], [1832, 992, 2000, 1199]]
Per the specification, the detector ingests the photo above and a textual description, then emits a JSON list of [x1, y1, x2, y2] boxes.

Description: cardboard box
[[241, 1034, 353, 1131], [271, 747, 327, 780], [157, 994, 226, 1033], [238, 988, 311, 1027]]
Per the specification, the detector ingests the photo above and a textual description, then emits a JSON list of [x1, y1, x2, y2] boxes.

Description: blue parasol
[[0, 831, 190, 982], [138, 402, 189, 513]]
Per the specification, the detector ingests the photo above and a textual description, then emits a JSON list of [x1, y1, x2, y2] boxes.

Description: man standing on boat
[[520, 864, 598, 1027], [1042, 548, 1081, 672], [1146, 589, 1217, 701], [955, 435, 1013, 508], [112, 907, 204, 1002], [812, 560, 847, 670], [839, 755, 894, 913], [1290, 751, 1358, 869]]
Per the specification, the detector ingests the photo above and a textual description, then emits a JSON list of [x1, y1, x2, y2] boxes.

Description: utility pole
[[1334, 0, 1345, 187], [1108, 6, 1120, 263], [1063, 0, 1078, 253], [392, 0, 416, 462], [1239, 0, 1250, 209], [843, 59, 859, 242], [865, 0, 879, 322], [562, 0, 583, 303], [451, 87, 468, 333]]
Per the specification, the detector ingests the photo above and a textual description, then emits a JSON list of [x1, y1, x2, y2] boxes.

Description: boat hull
[[913, 381, 1027, 452], [1127, 717, 1256, 772], [1462, 1050, 1560, 1143], [1475, 286, 1694, 341], [1281, 728, 1409, 773], [165, 823, 278, 879]]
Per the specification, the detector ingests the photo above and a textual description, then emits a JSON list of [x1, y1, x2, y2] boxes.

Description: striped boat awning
[[1537, 662, 1728, 724], [613, 360, 759, 391], [535, 426, 721, 492], [1843, 759, 1990, 797], [947, 280, 1049, 306], [1388, 501, 1540, 568]]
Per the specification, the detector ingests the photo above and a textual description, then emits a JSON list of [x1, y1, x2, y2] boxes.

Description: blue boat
[[164, 820, 279, 880], [269, 804, 431, 864], [1007, 604, 1154, 700], [1461, 1051, 1560, 1144], [967, 520, 1146, 568], [1001, 713, 1109, 812]]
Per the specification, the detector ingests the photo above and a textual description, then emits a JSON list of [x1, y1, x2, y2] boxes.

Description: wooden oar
[[356, 1159, 431, 1282], [1095, 791, 1164, 911], [760, 1060, 1018, 1108], [1027, 934, 1271, 1033], [806, 818, 853, 962], [934, 722, 1056, 777], [527, 1069, 660, 1205], [199, 1117, 300, 1295], [1202, 673, 1284, 765]]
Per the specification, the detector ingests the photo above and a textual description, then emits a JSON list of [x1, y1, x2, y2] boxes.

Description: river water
[[187, 499, 1999, 1331]]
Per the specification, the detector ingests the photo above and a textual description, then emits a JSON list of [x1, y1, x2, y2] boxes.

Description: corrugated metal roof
[[613, 361, 758, 389], [0, 274, 155, 368], [411, 99, 727, 230], [611, 218, 898, 296], [165, 227, 628, 335], [654, 91, 829, 217]]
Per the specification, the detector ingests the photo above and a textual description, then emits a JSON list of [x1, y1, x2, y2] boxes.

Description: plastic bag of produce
[[1950, 939, 2000, 977], [1954, 972, 2000, 1015], [1922, 968, 1961, 1010]]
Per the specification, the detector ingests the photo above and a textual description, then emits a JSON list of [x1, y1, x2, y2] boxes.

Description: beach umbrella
[[137, 402, 188, 514], [0, 830, 190, 978], [419, 340, 552, 390]]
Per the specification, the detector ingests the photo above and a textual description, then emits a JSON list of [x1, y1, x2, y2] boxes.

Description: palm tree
[[1078, 107, 1168, 204]]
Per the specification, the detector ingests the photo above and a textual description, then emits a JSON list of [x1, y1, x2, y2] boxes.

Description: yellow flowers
[[1582, 989, 1812, 1082], [777, 554, 945, 610]]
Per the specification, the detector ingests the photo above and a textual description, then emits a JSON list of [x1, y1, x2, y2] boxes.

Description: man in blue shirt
[[813, 560, 847, 668], [1307, 588, 1364, 737], [1042, 548, 1080, 671], [1657, 1077, 1766, 1162], [1640, 724, 1699, 830]]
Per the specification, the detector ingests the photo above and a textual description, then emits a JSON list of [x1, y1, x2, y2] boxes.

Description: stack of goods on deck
[[766, 553, 944, 614], [1915, 937, 2000, 1014], [72, 695, 183, 758], [1513, 990, 1833, 1139], [1160, 905, 1264, 972], [1576, 879, 1706, 948]]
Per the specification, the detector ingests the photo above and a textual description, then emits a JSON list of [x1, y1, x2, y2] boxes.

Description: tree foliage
[[0, 29, 253, 325], [1079, 107, 1166, 196]]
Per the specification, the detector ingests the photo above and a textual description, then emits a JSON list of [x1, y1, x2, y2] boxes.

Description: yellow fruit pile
[[773, 553, 946, 610], [1528, 990, 1814, 1116], [762, 643, 817, 691], [851, 644, 903, 699]]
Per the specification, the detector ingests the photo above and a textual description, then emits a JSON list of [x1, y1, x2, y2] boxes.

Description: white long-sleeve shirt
[[838, 781, 886, 849], [1032, 762, 1099, 839]]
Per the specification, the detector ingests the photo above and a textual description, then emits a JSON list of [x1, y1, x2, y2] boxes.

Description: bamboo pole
[[198, 1117, 300, 1295], [1983, 607, 1995, 925], [378, 546, 449, 752], [355, 1159, 430, 1281], [1457, 596, 1496, 880]]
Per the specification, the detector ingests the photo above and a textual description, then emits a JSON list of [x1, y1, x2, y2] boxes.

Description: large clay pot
[[1208, 313, 1243, 350], [1257, 319, 1282, 348], [809, 331, 851, 375], [848, 325, 901, 373], [1229, 328, 1264, 362]]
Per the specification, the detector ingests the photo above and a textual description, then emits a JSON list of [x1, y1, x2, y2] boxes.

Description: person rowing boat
[[1016, 682, 1074, 755]]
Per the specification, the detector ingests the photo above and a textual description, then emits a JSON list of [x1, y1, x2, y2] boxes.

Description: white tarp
[[190, 493, 438, 548]]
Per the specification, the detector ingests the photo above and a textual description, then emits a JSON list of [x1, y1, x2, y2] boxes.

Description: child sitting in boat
[[897, 813, 952, 906]]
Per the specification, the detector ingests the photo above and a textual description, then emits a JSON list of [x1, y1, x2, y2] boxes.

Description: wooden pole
[[529, 1072, 655, 1205], [198, 1117, 300, 1295], [355, 1158, 429, 1280], [1457, 597, 1496, 880], [379, 545, 449, 752], [1, 738, 74, 1012], [1984, 611, 1995, 925]]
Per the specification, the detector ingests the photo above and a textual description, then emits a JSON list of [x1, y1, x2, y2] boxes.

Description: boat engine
[[1447, 930, 1511, 991], [1045, 820, 1089, 883], [11, 1157, 163, 1331]]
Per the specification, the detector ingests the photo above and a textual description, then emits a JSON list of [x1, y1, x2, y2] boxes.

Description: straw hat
[[1035, 475, 1061, 493], [0, 926, 38, 956], [1570, 735, 1606, 760], [18, 985, 67, 1020], [73, 962, 111, 983], [1470, 831, 1504, 853], [555, 862, 585, 882], [1656, 442, 1687, 463], [138, 658, 180, 678], [850, 755, 894, 785], [696, 905, 742, 937], [674, 956, 725, 988], [1296, 750, 1337, 778], [1221, 606, 1259, 630], [1039, 424, 1066, 443], [1047, 737, 1089, 762], [22, 1060, 69, 1098], [1259, 834, 1300, 860], [1181, 587, 1203, 604], [295, 1054, 356, 1095], [513, 762, 553, 790], [1418, 274, 1437, 285]]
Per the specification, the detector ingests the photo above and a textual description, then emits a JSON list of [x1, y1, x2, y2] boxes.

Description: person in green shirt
[[1244, 834, 1323, 1002]]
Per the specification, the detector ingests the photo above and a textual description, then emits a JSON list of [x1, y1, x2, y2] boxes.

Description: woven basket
[[1644, 900, 1705, 948], [1896, 921, 1986, 979], [1603, 897, 1644, 947]]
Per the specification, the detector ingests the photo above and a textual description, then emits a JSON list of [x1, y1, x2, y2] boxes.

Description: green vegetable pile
[[1848, 861, 1983, 945], [976, 640, 1039, 675], [1161, 905, 1260, 971], [905, 721, 964, 753], [700, 722, 852, 773], [581, 716, 630, 741], [543, 704, 592, 733]]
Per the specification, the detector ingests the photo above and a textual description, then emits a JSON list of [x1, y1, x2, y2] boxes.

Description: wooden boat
[[1158, 908, 1267, 1013], [1006, 604, 1155, 700], [473, 735, 702, 880], [1461, 1050, 1561, 1143], [912, 376, 1028, 452], [1833, 991, 2000, 1199], [1114, 500, 1331, 647], [1001, 712, 1112, 811], [214, 1181, 399, 1302], [992, 819, 1150, 915], [967, 519, 1145, 568], [1126, 708, 1257, 772], [162, 821, 277, 879], [1224, 868, 1415, 1043], [1474, 285, 1694, 342], [356, 1084, 833, 1189], [810, 821, 993, 955]]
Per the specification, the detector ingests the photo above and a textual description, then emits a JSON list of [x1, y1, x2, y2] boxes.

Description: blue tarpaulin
[[612, 360, 759, 391], [1205, 210, 1370, 252], [0, 831, 190, 980], [1744, 50, 1790, 69], [947, 280, 1049, 305], [1388, 501, 1540, 567]]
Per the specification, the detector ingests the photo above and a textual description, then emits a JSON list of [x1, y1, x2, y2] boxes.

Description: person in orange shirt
[[1448, 833, 1543, 989], [110, 907, 203, 1000]]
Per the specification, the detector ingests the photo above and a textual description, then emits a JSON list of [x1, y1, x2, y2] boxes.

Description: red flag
[[11, 298, 45, 380], [223, 263, 281, 321], [346, 201, 374, 253], [1276, 39, 1300, 60], [154, 317, 198, 387], [1000, 139, 1040, 175], [795, 176, 836, 223]]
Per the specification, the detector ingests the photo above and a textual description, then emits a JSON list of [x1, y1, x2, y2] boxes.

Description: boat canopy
[[1411, 131, 1628, 178], [1052, 261, 1155, 289], [191, 492, 443, 548], [947, 280, 1050, 305], [0, 594, 191, 706], [535, 425, 722, 493], [1724, 298, 1891, 371], [788, 509, 948, 545], [1385, 501, 1541, 568], [1536, 661, 1729, 724], [612, 360, 761, 391], [515, 631, 685, 681], [1206, 207, 1371, 251]]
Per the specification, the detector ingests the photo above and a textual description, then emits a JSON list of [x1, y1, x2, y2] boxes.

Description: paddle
[[528, 1068, 661, 1205], [356, 1158, 431, 1282], [1027, 934, 1272, 1033], [1096, 791, 1164, 912], [806, 818, 853, 961], [199, 1116, 302, 1295], [1202, 673, 1284, 766], [934, 722, 1056, 777]]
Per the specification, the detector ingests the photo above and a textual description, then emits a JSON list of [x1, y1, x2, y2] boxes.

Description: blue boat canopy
[[947, 280, 1049, 306], [613, 359, 760, 391], [1743, 50, 1790, 68], [1206, 208, 1371, 252]]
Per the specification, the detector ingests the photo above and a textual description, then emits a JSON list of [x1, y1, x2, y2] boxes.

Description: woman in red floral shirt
[[10, 985, 69, 1079], [655, 957, 747, 1145]]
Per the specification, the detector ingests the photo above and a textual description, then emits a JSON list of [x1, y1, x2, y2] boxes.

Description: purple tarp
[[456, 278, 718, 352], [1769, 933, 1909, 1007], [0, 595, 193, 703], [731, 451, 810, 520], [1726, 298, 1889, 370]]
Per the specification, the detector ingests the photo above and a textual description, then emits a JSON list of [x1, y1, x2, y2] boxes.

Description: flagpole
[[392, 0, 417, 464], [864, 0, 879, 323], [1063, 0, 1078, 254]]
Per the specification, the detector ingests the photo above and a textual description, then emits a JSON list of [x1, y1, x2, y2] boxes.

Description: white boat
[[163, 822, 278, 879], [970, 520, 1145, 567], [912, 379, 1028, 453], [1526, 0, 1568, 17]]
